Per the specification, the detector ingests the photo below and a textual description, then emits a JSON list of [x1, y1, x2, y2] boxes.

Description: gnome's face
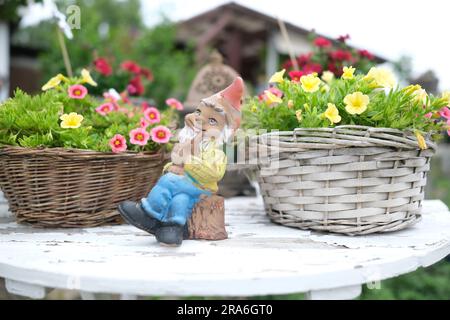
[[181, 77, 244, 144], [184, 101, 227, 140]]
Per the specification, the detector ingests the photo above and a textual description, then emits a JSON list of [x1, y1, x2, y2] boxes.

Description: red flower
[[297, 53, 313, 66], [313, 37, 332, 48], [121, 60, 141, 74], [140, 67, 153, 81], [127, 75, 145, 96], [288, 70, 304, 82], [93, 57, 112, 76], [303, 63, 322, 75], [327, 62, 340, 76], [358, 49, 375, 60], [330, 50, 353, 61], [282, 59, 294, 71], [337, 34, 350, 43]]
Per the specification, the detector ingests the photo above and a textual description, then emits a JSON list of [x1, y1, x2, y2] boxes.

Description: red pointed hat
[[201, 77, 245, 130]]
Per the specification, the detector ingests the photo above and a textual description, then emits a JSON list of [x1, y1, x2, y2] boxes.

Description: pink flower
[[129, 128, 150, 146], [103, 90, 120, 110], [140, 118, 149, 129], [109, 134, 127, 153], [447, 119, 450, 136], [257, 87, 283, 102], [267, 87, 283, 98], [144, 107, 161, 124], [141, 101, 151, 112], [95, 102, 114, 116], [68, 84, 88, 99], [439, 106, 450, 119], [424, 112, 433, 119], [166, 98, 183, 110], [151, 125, 172, 144], [128, 75, 144, 96]]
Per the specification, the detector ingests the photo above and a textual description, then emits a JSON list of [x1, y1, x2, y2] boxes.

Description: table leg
[[305, 285, 362, 300], [4, 278, 46, 299]]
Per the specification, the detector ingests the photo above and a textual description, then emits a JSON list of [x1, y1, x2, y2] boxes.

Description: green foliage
[[12, 0, 196, 107], [242, 70, 449, 138], [0, 85, 173, 153], [359, 259, 450, 300]]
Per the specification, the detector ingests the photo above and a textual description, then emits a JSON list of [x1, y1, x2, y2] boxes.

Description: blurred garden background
[[0, 0, 449, 299]]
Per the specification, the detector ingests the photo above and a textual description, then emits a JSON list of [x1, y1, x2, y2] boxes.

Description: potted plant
[[242, 67, 450, 235], [0, 69, 178, 228]]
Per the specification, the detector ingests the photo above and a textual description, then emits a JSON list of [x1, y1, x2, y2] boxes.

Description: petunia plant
[[242, 67, 450, 148], [0, 70, 179, 154]]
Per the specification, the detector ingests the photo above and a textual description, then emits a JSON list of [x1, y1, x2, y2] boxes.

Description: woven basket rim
[[250, 125, 437, 151], [259, 125, 433, 136], [0, 145, 164, 160]]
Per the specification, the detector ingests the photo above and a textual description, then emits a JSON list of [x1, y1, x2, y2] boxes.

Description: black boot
[[118, 201, 161, 235], [155, 224, 185, 246]]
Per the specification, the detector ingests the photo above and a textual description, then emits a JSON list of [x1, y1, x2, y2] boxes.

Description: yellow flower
[[364, 67, 396, 88], [321, 71, 334, 84], [403, 84, 421, 95], [264, 90, 282, 105], [414, 88, 428, 105], [300, 74, 321, 93], [295, 110, 302, 122], [60, 112, 84, 129], [287, 100, 294, 109], [404, 85, 428, 104], [41, 74, 68, 91], [323, 103, 341, 124], [441, 90, 450, 104], [344, 92, 370, 115], [81, 68, 97, 86], [342, 66, 355, 80], [415, 131, 427, 150], [268, 69, 285, 84], [251, 105, 258, 112]]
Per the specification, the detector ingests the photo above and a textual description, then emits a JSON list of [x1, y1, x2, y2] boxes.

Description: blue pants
[[141, 173, 211, 226]]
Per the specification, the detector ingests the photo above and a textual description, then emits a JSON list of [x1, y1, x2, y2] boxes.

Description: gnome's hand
[[167, 165, 184, 175]]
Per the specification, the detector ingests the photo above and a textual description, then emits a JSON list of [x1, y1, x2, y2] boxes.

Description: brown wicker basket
[[0, 147, 164, 228], [250, 125, 435, 235]]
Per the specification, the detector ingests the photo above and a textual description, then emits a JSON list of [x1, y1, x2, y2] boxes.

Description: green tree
[[12, 0, 196, 106]]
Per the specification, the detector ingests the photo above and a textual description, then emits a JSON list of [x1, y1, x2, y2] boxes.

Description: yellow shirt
[[164, 141, 227, 193]]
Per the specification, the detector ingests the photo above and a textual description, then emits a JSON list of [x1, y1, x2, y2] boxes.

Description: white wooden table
[[0, 194, 450, 300]]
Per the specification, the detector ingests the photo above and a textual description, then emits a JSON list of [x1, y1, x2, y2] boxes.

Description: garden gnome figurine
[[118, 77, 244, 246]]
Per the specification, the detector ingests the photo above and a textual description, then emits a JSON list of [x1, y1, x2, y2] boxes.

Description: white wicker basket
[[250, 125, 435, 235]]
